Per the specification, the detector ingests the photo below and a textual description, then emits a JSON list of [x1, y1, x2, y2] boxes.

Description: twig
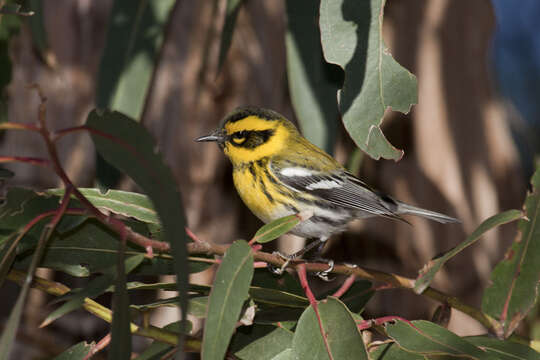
[[82, 333, 110, 360], [184, 240, 502, 334]]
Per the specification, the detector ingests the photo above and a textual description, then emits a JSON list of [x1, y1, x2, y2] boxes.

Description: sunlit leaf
[[252, 214, 302, 244], [319, 0, 417, 160], [47, 188, 159, 224]]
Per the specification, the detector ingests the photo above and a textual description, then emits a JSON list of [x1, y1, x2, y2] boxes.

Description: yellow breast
[[232, 161, 291, 224]]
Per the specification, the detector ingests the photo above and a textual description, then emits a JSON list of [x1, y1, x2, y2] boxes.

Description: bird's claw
[[269, 251, 295, 275], [315, 260, 335, 282]]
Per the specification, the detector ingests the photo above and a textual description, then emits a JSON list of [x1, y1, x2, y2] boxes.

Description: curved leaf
[[285, 0, 340, 153], [202, 240, 254, 360], [319, 0, 417, 160], [415, 209, 523, 294], [217, 0, 245, 72], [47, 188, 159, 224], [86, 110, 190, 340], [385, 320, 491, 359]]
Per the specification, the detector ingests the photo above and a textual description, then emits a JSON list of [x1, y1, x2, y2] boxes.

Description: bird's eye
[[231, 131, 247, 144]]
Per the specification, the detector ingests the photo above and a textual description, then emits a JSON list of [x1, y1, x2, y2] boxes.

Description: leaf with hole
[[319, 0, 417, 160]]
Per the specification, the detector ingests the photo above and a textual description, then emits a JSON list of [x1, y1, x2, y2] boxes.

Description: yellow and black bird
[[196, 107, 458, 265]]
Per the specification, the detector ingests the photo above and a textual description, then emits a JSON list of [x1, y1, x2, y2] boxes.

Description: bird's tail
[[395, 201, 460, 224]]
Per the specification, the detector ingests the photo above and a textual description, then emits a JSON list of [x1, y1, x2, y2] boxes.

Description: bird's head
[[195, 107, 299, 164]]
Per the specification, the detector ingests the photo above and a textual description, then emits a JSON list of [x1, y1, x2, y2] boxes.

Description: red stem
[[0, 156, 50, 167], [297, 264, 334, 360], [332, 274, 356, 298]]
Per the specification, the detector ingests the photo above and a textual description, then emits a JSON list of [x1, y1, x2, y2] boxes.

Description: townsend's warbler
[[196, 107, 459, 258]]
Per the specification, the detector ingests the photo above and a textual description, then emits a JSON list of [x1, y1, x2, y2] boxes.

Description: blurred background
[[0, 0, 539, 358]]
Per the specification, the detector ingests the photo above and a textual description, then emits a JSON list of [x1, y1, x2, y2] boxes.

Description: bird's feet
[[268, 252, 335, 281], [269, 251, 298, 275]]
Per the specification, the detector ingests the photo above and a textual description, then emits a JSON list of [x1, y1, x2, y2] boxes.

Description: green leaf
[[13, 219, 202, 277], [319, 0, 417, 160], [47, 188, 159, 224], [202, 240, 254, 360], [109, 239, 131, 360], [130, 296, 208, 319], [217, 0, 245, 73], [249, 286, 308, 308], [415, 209, 523, 294], [482, 167, 540, 337], [291, 297, 368, 360], [369, 343, 425, 360], [252, 214, 302, 244], [96, 0, 175, 119], [235, 327, 294, 360], [25, 0, 51, 64], [385, 320, 491, 359], [86, 110, 190, 338], [52, 341, 95, 360], [285, 0, 340, 153], [465, 336, 540, 360]]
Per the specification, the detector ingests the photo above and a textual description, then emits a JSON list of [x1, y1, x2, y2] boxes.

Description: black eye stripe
[[228, 129, 275, 148]]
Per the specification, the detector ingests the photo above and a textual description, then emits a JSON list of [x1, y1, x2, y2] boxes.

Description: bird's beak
[[195, 129, 224, 143]]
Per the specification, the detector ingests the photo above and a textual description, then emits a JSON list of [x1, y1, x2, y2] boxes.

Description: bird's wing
[[271, 160, 399, 218]]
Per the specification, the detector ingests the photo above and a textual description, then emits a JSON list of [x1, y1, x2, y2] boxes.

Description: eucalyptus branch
[[184, 240, 502, 335]]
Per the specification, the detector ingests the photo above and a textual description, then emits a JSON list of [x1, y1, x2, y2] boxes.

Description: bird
[[195, 106, 459, 272]]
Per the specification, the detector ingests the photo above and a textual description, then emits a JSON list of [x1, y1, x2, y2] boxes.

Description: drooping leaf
[[47, 188, 159, 224], [234, 326, 294, 360], [96, 0, 175, 119], [319, 0, 417, 160], [291, 297, 368, 360], [252, 214, 302, 244], [202, 240, 254, 360], [384, 320, 491, 359], [52, 341, 95, 360], [0, 0, 22, 124], [285, 0, 340, 153], [216, 0, 245, 73], [482, 167, 540, 338], [86, 110, 190, 341], [415, 209, 523, 294], [95, 0, 176, 188]]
